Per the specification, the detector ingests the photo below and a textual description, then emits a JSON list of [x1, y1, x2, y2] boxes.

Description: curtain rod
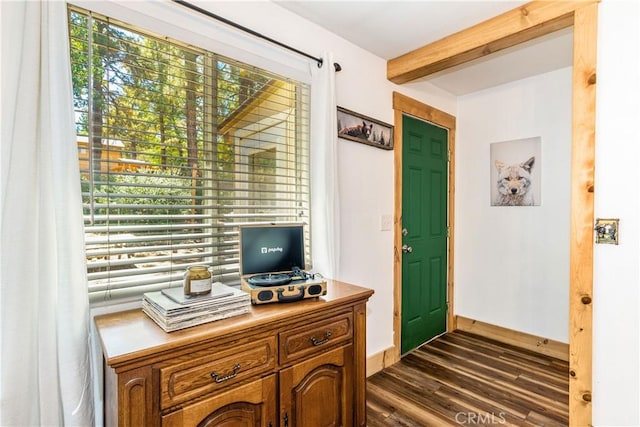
[[172, 0, 342, 72]]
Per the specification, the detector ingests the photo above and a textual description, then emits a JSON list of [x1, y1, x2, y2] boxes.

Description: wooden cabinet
[[95, 280, 373, 427]]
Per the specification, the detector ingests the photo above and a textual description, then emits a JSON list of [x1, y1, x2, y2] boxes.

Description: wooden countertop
[[94, 279, 373, 368]]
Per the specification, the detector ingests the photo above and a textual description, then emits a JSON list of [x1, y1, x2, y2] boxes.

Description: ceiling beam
[[387, 0, 598, 84]]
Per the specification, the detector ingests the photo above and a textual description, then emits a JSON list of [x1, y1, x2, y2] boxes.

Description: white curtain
[[310, 53, 341, 279], [1, 1, 94, 426]]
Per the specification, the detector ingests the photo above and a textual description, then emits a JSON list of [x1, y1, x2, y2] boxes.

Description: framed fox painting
[[490, 137, 542, 207]]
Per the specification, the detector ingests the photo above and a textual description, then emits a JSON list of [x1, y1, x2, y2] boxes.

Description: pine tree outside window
[[68, 7, 311, 302]]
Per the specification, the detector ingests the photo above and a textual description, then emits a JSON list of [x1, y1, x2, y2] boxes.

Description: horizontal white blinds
[[69, 7, 311, 302]]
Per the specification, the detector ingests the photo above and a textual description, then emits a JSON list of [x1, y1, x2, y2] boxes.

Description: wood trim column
[[392, 104, 404, 365], [569, 4, 598, 425]]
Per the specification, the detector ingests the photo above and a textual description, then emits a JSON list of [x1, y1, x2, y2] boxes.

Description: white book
[[161, 282, 235, 305]]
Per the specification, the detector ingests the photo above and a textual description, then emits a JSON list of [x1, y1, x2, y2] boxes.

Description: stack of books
[[142, 282, 251, 332]]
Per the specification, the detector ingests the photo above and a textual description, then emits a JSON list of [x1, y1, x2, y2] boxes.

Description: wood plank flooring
[[366, 331, 569, 426]]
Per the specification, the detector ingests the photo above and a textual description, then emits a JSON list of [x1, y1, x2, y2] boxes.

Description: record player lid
[[239, 223, 305, 275]]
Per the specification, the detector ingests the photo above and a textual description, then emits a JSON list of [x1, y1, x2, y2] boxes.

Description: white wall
[[454, 67, 572, 343], [593, 1, 640, 425]]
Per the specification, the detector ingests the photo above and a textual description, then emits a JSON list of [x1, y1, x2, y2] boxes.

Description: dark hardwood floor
[[366, 330, 569, 426]]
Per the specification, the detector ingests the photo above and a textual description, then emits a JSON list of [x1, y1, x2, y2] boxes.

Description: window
[[68, 7, 311, 302]]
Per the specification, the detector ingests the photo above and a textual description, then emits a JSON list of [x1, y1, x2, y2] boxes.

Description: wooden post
[[569, 3, 598, 425]]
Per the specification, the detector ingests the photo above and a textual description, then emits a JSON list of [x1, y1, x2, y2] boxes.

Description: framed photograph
[[337, 106, 394, 150], [490, 137, 542, 206]]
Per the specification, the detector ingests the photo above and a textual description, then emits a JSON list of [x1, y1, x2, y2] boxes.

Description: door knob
[[402, 244, 413, 253]]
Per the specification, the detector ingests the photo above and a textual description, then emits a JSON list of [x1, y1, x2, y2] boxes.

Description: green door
[[401, 114, 448, 354]]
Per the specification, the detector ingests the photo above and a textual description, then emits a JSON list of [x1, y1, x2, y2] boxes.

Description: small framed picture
[[594, 218, 619, 245], [337, 106, 394, 150]]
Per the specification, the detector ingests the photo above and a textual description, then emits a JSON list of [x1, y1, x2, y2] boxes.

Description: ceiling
[[274, 1, 573, 95]]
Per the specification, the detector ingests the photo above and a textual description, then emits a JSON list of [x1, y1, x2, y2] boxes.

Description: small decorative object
[[594, 218, 619, 245], [337, 106, 394, 150], [490, 137, 542, 206], [183, 265, 212, 296]]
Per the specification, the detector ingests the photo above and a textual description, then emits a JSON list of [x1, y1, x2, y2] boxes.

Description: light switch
[[380, 214, 392, 231]]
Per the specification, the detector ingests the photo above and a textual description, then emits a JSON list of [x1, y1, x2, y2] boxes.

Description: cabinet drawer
[[161, 375, 277, 427], [159, 336, 276, 409], [279, 311, 353, 365]]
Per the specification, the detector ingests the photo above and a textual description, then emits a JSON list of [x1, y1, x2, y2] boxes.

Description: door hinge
[[446, 227, 450, 238]]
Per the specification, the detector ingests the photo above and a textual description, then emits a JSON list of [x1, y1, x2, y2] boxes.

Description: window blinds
[[69, 7, 311, 302]]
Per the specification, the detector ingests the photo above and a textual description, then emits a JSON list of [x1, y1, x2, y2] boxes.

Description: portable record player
[[239, 224, 327, 305]]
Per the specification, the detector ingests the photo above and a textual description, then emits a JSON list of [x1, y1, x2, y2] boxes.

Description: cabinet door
[[162, 374, 277, 427], [279, 345, 353, 427]]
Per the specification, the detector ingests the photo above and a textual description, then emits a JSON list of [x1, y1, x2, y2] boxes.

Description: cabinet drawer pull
[[210, 363, 240, 383], [310, 331, 332, 346]]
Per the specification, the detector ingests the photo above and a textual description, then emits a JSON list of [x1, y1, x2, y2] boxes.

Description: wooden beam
[[387, 1, 597, 84], [569, 3, 598, 425]]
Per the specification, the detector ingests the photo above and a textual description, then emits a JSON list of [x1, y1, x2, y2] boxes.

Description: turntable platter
[[247, 273, 292, 287]]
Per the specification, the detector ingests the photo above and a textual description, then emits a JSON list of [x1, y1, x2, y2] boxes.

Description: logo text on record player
[[261, 247, 284, 254]]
